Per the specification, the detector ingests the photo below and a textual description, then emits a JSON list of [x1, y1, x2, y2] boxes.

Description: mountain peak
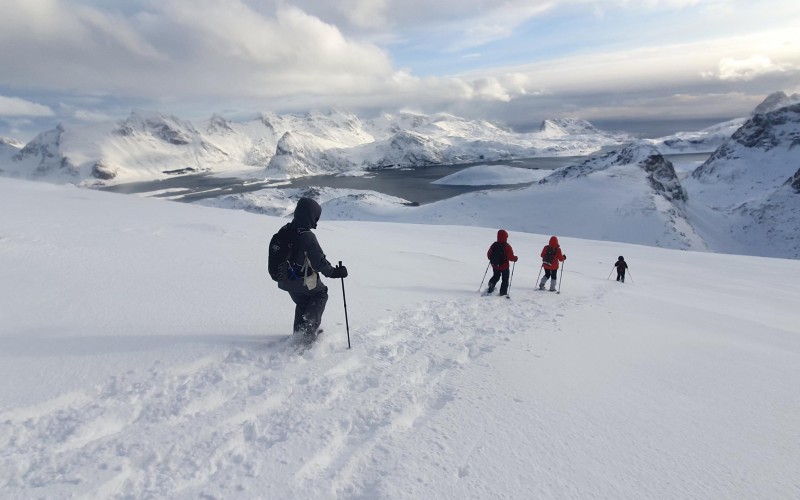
[[539, 118, 599, 136], [115, 110, 194, 145], [728, 103, 799, 152], [753, 91, 800, 115], [689, 103, 800, 210]]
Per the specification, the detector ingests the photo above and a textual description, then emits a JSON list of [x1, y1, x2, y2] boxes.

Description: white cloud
[[555, 92, 764, 121], [456, 29, 800, 95], [57, 103, 112, 122], [335, 0, 388, 29], [714, 56, 794, 81], [461, 77, 511, 101], [448, 2, 554, 51], [0, 96, 55, 117], [0, 0, 798, 136], [0, 0, 394, 100]]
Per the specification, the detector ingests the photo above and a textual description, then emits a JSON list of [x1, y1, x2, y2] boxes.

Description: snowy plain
[[1, 176, 799, 499]]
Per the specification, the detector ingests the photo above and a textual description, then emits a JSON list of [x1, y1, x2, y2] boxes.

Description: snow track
[[0, 288, 586, 498]]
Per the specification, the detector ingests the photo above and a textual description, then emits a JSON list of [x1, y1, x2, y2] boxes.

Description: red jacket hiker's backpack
[[489, 242, 507, 266], [542, 245, 557, 265]]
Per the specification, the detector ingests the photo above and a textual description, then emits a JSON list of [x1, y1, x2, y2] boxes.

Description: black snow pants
[[488, 268, 510, 295], [280, 278, 329, 336]]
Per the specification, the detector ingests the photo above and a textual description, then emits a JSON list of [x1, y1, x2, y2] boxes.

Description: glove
[[330, 265, 348, 279], [512, 256, 518, 262], [562, 254, 567, 260]]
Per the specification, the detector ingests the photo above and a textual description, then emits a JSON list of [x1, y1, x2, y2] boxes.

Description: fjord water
[[101, 153, 710, 205]]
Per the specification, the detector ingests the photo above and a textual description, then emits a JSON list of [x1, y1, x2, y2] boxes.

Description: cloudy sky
[[1, 0, 799, 140]]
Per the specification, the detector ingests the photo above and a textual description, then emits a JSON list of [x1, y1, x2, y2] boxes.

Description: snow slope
[[1, 176, 799, 498]]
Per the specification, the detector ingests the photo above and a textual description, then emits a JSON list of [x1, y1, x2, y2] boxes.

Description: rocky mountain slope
[[684, 102, 800, 257]]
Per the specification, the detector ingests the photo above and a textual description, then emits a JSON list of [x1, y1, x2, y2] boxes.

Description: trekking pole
[[536, 263, 543, 287], [477, 262, 490, 293], [339, 261, 351, 349], [627, 269, 634, 284], [507, 261, 516, 296], [558, 262, 565, 294], [607, 267, 614, 280]]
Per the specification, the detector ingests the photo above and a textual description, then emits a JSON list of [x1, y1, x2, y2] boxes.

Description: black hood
[[293, 197, 321, 229]]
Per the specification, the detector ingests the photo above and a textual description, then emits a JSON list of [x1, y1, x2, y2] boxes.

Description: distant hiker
[[271, 197, 348, 342], [539, 236, 566, 291], [615, 256, 628, 283], [485, 229, 518, 296]]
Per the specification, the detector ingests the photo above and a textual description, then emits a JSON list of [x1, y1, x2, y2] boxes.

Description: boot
[[539, 276, 547, 290], [550, 280, 557, 292]]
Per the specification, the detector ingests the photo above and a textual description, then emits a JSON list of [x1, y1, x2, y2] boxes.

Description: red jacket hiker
[[485, 229, 518, 296], [538, 236, 566, 291], [540, 236, 565, 270], [487, 229, 518, 271]]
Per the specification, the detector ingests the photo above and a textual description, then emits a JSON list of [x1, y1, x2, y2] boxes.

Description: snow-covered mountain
[[203, 98, 800, 258], [538, 117, 599, 136], [3, 92, 798, 258], [0, 137, 23, 174], [683, 102, 800, 257], [647, 117, 746, 154], [209, 141, 704, 251], [266, 111, 628, 177], [690, 103, 800, 207], [407, 102, 800, 258], [531, 142, 699, 248], [648, 91, 800, 155], [543, 142, 687, 202], [752, 90, 800, 115], [5, 113, 240, 183], [0, 109, 630, 184]]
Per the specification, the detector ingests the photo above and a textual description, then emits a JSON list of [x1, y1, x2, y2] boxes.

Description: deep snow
[[1, 176, 799, 499]]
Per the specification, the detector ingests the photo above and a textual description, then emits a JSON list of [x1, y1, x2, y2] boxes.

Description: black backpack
[[268, 223, 296, 282], [543, 245, 557, 265], [489, 242, 507, 266]]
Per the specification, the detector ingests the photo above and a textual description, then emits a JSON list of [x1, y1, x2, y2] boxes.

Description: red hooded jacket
[[541, 236, 565, 270], [487, 229, 518, 270]]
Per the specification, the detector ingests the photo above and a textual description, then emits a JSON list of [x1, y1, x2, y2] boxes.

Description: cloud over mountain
[[2, 0, 799, 141]]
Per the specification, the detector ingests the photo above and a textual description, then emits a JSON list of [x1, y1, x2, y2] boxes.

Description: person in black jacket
[[278, 198, 347, 341], [615, 256, 628, 283]]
